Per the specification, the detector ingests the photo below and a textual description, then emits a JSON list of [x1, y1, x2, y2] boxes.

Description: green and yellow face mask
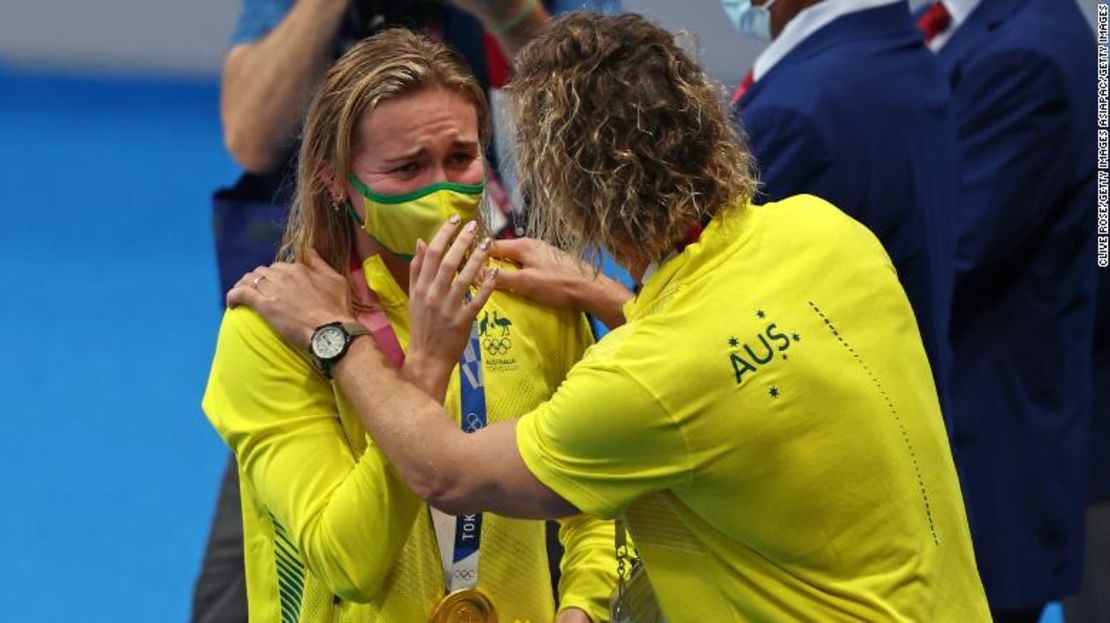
[[345, 174, 485, 258]]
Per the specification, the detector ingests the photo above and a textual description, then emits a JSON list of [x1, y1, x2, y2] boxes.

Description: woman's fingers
[[464, 267, 499, 319], [434, 220, 480, 297], [488, 266, 525, 293], [229, 265, 270, 306], [245, 265, 277, 292], [410, 239, 426, 290], [489, 238, 533, 265], [231, 272, 254, 292], [416, 214, 463, 294], [227, 282, 262, 309], [450, 236, 492, 303]]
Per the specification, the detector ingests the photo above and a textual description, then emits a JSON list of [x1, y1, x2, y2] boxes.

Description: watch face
[[312, 326, 346, 359]]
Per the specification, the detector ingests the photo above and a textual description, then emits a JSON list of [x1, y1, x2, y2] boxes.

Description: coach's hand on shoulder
[[491, 238, 633, 329], [490, 238, 584, 310], [228, 250, 355, 350]]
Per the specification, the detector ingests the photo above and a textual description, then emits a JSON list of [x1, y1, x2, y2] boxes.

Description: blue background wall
[[0, 67, 236, 620]]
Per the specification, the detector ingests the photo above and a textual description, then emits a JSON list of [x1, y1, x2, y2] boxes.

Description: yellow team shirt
[[517, 196, 990, 622], [203, 255, 617, 623]]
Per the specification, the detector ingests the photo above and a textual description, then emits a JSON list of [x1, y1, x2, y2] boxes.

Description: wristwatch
[[310, 322, 370, 379]]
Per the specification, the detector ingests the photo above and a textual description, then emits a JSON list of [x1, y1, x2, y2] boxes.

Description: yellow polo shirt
[[517, 195, 990, 622], [203, 255, 616, 623]]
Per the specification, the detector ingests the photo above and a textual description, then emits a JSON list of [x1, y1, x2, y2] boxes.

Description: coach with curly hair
[[231, 12, 991, 622]]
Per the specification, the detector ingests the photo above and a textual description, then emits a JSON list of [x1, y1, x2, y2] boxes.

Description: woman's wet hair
[[280, 28, 490, 275]]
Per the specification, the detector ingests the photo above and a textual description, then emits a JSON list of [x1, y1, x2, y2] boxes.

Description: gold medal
[[428, 588, 497, 623]]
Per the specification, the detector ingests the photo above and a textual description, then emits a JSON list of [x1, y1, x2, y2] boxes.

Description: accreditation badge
[[610, 521, 666, 623], [429, 588, 498, 623], [610, 562, 665, 623]]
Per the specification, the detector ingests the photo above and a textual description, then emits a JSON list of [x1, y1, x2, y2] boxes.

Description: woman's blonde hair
[[279, 28, 490, 274], [508, 12, 757, 265]]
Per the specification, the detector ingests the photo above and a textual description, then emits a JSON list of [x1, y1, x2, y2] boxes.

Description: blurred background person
[[1065, 270, 1110, 623], [727, 0, 960, 414], [925, 0, 1098, 621]]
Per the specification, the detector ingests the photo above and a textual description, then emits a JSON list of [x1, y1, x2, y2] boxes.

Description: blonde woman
[[203, 29, 614, 623]]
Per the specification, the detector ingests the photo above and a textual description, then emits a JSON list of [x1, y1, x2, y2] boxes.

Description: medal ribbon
[[347, 252, 487, 591], [431, 320, 487, 591]]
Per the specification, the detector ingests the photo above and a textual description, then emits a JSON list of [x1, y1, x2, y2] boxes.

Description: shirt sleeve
[[515, 359, 692, 520], [547, 312, 617, 621], [230, 0, 295, 46], [555, 513, 618, 622], [202, 306, 422, 603], [562, 310, 596, 376]]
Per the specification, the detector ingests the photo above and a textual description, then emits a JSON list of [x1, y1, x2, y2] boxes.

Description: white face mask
[[721, 0, 778, 40]]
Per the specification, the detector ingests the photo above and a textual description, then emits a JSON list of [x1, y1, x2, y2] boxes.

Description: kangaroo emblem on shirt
[[479, 311, 491, 337], [480, 310, 515, 357]]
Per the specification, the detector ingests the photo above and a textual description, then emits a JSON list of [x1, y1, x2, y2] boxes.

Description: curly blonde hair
[[508, 12, 756, 265], [280, 28, 490, 274]]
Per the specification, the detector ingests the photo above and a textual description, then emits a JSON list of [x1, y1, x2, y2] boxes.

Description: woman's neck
[[353, 231, 411, 295]]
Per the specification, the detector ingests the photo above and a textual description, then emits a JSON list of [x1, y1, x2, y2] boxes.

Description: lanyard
[[348, 256, 405, 368], [348, 254, 488, 592], [430, 318, 488, 592]]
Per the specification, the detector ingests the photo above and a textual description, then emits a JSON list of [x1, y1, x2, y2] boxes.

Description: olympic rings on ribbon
[[464, 412, 486, 433]]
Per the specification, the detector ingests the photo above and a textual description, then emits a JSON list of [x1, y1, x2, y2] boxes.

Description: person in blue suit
[[1066, 269, 1110, 623], [927, 0, 1098, 620], [730, 0, 960, 411]]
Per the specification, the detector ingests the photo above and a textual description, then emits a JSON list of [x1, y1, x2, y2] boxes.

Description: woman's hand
[[491, 238, 634, 329], [554, 607, 593, 623], [404, 217, 497, 401], [488, 238, 585, 309], [227, 250, 355, 350]]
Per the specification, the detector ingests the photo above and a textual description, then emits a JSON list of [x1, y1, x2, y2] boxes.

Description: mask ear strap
[[348, 173, 373, 197], [343, 200, 365, 227], [344, 174, 371, 226]]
